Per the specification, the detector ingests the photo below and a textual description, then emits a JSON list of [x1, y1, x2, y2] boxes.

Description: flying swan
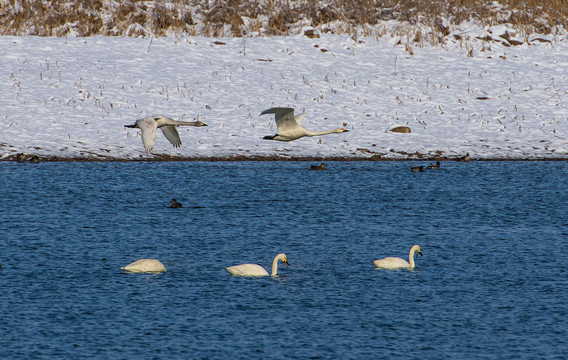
[[122, 259, 167, 273], [124, 115, 207, 153], [225, 253, 289, 277], [373, 245, 423, 270], [260, 107, 348, 141]]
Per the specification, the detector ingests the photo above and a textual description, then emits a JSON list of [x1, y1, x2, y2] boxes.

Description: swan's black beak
[[418, 250, 423, 256], [283, 259, 290, 266]]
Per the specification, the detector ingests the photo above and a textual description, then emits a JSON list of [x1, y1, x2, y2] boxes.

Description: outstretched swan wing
[[136, 118, 158, 153], [261, 107, 299, 131], [294, 111, 306, 126], [159, 125, 182, 148]]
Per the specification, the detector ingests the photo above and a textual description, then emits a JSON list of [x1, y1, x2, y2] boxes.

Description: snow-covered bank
[[1, 33, 567, 161]]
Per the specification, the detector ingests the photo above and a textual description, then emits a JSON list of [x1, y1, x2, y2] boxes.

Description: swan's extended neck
[[163, 120, 205, 127], [270, 254, 288, 276], [305, 128, 346, 137], [271, 256, 280, 276], [408, 245, 421, 268], [408, 249, 416, 268]]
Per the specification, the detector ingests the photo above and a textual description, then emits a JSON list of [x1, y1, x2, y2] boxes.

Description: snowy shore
[[2, 31, 567, 161]]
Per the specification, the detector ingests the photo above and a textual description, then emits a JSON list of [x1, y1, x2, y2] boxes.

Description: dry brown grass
[[0, 0, 566, 38]]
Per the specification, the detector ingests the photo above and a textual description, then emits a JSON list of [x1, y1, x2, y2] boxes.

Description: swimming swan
[[124, 115, 207, 153], [260, 107, 348, 141], [225, 253, 289, 277], [122, 259, 167, 273], [373, 245, 423, 269]]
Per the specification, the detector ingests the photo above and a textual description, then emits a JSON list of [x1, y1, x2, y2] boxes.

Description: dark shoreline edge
[[3, 154, 568, 162]]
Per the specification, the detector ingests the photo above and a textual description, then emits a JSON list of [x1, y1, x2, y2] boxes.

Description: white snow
[[1, 32, 567, 160]]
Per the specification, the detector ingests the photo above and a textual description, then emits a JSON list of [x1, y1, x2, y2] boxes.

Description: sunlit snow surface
[[1, 34, 567, 160]]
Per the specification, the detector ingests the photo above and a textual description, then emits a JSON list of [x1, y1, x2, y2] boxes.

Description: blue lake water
[[1, 161, 567, 359]]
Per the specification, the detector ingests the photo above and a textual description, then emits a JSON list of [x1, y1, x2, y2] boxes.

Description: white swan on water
[[225, 253, 289, 277], [260, 107, 348, 141], [124, 115, 207, 153], [373, 245, 423, 270], [122, 259, 167, 273]]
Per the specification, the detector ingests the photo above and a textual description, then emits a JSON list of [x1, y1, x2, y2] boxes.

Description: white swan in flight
[[260, 107, 348, 141], [373, 245, 423, 270], [225, 253, 289, 277], [124, 115, 207, 153], [122, 259, 167, 273]]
